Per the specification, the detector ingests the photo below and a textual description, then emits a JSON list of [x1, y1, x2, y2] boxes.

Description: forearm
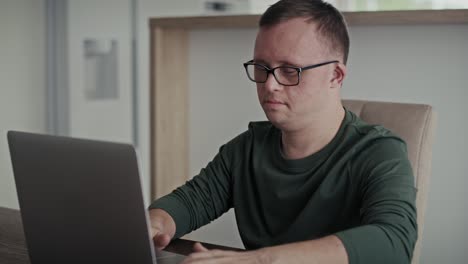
[[148, 146, 234, 238], [335, 223, 415, 264], [259, 235, 348, 264]]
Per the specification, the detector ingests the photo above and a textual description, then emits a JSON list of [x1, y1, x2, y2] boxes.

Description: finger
[[188, 249, 238, 260], [154, 233, 171, 250], [150, 228, 157, 238], [193, 242, 209, 252], [182, 251, 241, 264]]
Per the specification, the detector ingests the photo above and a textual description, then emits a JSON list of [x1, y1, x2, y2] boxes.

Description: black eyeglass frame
[[243, 60, 339, 86]]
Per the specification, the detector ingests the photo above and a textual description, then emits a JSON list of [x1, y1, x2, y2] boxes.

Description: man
[[148, 0, 417, 263]]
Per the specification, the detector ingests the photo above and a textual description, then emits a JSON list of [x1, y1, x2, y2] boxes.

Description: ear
[[330, 63, 346, 89]]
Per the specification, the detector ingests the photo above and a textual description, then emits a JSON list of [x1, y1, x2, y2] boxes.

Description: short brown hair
[[260, 0, 350, 64]]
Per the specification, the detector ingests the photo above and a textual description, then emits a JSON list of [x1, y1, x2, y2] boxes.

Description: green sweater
[[150, 109, 417, 264]]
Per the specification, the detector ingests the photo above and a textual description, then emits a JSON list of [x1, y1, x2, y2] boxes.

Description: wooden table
[[0, 207, 240, 264], [0, 207, 29, 264]]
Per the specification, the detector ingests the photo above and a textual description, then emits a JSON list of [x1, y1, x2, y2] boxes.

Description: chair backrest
[[342, 99, 436, 264]]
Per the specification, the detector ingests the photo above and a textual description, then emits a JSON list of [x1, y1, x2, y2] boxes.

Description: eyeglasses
[[243, 60, 339, 86]]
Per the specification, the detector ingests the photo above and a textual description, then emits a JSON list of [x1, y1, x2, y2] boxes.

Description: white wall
[[185, 24, 468, 263], [0, 0, 46, 209], [67, 0, 133, 144]]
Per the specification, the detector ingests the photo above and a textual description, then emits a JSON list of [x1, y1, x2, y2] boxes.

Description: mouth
[[263, 99, 287, 108], [264, 99, 285, 104]]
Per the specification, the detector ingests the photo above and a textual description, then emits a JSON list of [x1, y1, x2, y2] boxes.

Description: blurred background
[[0, 0, 467, 263]]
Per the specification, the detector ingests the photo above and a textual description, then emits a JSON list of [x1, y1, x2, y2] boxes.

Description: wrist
[[149, 209, 176, 239], [256, 247, 276, 264]]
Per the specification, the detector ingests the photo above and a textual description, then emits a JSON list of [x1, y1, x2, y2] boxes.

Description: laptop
[[7, 131, 185, 264]]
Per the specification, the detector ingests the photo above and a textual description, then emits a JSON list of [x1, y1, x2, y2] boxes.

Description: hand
[[180, 242, 270, 264], [150, 225, 171, 250], [148, 209, 176, 250]]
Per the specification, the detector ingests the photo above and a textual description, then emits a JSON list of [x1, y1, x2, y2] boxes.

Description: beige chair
[[342, 99, 436, 264]]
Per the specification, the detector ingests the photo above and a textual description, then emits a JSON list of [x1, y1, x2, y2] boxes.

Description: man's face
[[254, 18, 343, 131]]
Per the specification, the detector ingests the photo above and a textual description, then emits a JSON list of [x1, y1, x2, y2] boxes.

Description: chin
[[265, 112, 286, 128]]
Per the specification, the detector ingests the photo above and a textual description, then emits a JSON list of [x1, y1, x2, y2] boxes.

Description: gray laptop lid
[[8, 131, 156, 264]]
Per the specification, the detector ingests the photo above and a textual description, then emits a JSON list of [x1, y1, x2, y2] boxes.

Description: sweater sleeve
[[148, 131, 249, 238], [335, 137, 418, 264]]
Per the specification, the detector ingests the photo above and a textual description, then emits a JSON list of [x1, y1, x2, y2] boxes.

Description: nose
[[262, 72, 282, 92]]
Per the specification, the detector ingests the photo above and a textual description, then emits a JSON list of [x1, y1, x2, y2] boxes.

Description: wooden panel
[[150, 27, 189, 199], [150, 15, 260, 29], [344, 9, 468, 25], [150, 9, 468, 29]]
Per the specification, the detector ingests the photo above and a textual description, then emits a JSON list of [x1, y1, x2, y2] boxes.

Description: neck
[[281, 105, 345, 160]]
